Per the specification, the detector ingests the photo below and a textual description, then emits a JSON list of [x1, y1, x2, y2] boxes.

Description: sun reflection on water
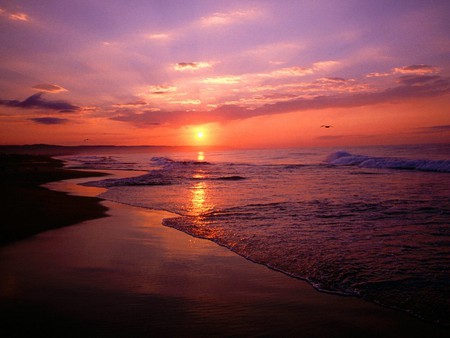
[[187, 178, 224, 239], [192, 171, 205, 180], [191, 181, 207, 216], [197, 151, 205, 161], [189, 168, 215, 217]]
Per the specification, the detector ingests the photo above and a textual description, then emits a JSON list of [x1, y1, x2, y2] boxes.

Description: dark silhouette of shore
[[0, 154, 108, 246]]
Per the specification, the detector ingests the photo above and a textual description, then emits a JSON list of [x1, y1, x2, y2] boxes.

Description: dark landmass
[[0, 154, 109, 246]]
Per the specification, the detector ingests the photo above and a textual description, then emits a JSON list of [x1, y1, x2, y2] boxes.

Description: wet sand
[[0, 169, 449, 337]]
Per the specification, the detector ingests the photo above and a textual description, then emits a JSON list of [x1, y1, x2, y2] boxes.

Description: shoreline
[[0, 157, 449, 336], [0, 154, 109, 246]]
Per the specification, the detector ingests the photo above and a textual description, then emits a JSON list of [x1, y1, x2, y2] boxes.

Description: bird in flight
[[321, 125, 333, 128]]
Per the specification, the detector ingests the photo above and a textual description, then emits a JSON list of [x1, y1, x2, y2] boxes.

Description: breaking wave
[[326, 151, 450, 172]]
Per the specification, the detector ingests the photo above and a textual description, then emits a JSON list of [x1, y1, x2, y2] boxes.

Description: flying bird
[[321, 125, 333, 128]]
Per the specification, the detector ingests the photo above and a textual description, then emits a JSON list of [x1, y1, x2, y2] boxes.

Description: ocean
[[62, 143, 450, 325]]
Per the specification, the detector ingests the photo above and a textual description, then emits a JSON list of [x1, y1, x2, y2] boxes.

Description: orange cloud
[[169, 99, 202, 105], [201, 76, 241, 84], [366, 72, 391, 78], [9, 12, 28, 21], [145, 85, 177, 94], [110, 73, 450, 128], [113, 99, 147, 108], [394, 64, 439, 75], [200, 8, 263, 27], [0, 8, 29, 22], [146, 33, 171, 41], [32, 84, 67, 93], [263, 66, 314, 78], [174, 62, 213, 71], [367, 64, 440, 78], [312, 61, 340, 71]]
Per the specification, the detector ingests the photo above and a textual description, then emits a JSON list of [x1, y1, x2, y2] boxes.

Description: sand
[[0, 160, 448, 337]]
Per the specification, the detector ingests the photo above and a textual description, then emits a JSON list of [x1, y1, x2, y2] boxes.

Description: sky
[[0, 0, 449, 148]]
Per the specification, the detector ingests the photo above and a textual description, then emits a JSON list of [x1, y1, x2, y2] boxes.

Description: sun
[[190, 126, 210, 145]]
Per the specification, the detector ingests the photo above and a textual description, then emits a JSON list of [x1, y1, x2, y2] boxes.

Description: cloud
[[263, 66, 314, 78], [198, 61, 338, 89], [113, 99, 147, 108], [146, 33, 171, 41], [201, 76, 241, 84], [397, 75, 441, 86], [312, 61, 340, 71], [367, 64, 440, 78], [316, 77, 347, 83], [0, 93, 79, 112], [0, 7, 29, 22], [9, 12, 28, 21], [102, 41, 119, 47], [394, 64, 439, 75], [146, 85, 177, 94], [200, 9, 262, 27], [110, 74, 450, 127], [29, 117, 69, 125], [32, 84, 67, 93], [254, 62, 339, 80], [366, 72, 391, 78], [174, 62, 213, 71], [169, 99, 202, 105]]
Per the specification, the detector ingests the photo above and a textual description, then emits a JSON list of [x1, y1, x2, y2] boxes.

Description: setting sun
[[197, 131, 204, 138]]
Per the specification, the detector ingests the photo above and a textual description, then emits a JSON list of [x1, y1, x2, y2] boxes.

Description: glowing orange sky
[[0, 1, 449, 148]]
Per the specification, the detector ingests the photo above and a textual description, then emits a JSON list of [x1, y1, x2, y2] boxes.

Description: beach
[[0, 155, 449, 337]]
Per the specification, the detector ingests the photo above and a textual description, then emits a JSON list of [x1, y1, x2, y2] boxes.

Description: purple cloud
[[29, 117, 69, 124], [0, 93, 79, 112], [397, 75, 441, 86]]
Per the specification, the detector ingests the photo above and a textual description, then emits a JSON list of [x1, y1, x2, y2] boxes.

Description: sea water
[[63, 143, 450, 325]]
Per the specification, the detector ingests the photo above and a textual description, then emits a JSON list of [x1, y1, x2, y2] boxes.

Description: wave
[[326, 151, 450, 172], [83, 171, 173, 187], [64, 155, 141, 170], [151, 156, 211, 166], [190, 175, 246, 181], [84, 173, 247, 188], [82, 156, 248, 187], [215, 175, 246, 181]]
